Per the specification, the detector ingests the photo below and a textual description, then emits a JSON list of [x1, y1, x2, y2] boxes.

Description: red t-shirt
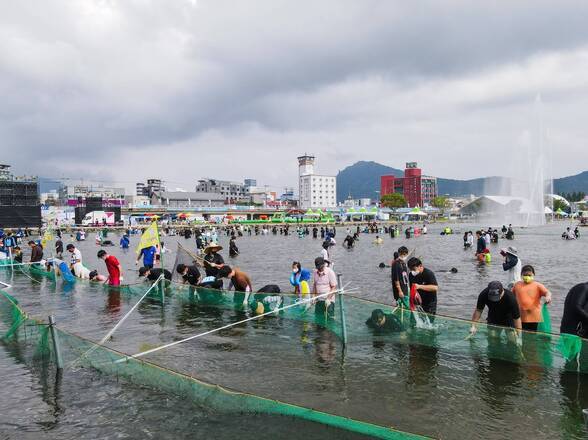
[[105, 255, 121, 285]]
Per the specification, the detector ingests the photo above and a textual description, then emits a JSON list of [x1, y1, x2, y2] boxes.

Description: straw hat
[[203, 242, 223, 254]]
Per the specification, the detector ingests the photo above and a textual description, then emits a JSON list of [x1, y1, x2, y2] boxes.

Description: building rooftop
[[153, 191, 225, 201]]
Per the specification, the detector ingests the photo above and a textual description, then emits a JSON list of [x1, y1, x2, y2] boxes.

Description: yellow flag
[[136, 221, 160, 254], [41, 229, 53, 248]]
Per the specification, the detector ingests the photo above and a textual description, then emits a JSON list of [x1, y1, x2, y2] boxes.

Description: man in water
[[365, 309, 404, 333], [176, 263, 203, 286], [407, 257, 438, 315], [312, 256, 338, 318], [97, 249, 122, 286], [391, 246, 410, 307], [470, 281, 522, 341], [218, 265, 253, 305], [475, 231, 486, 260], [229, 235, 239, 257], [28, 240, 43, 263], [560, 282, 588, 337], [136, 245, 156, 270], [139, 266, 172, 282], [203, 242, 225, 277], [501, 246, 522, 288]]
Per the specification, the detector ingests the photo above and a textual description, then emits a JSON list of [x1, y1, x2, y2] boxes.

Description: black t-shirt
[[204, 253, 224, 277], [182, 265, 201, 286], [476, 288, 520, 327], [391, 259, 409, 300], [409, 268, 438, 308], [147, 268, 172, 282], [476, 237, 486, 253]]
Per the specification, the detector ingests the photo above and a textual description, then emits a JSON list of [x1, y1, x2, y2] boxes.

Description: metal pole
[[8, 246, 13, 272], [336, 273, 348, 347], [48, 315, 63, 370], [583, 408, 588, 428]]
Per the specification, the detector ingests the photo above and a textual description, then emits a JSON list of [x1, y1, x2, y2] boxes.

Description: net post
[[583, 408, 588, 428], [8, 247, 13, 272], [336, 273, 348, 347], [48, 315, 63, 370]]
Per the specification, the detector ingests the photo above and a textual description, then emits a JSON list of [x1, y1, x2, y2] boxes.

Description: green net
[[0, 289, 425, 440], [537, 303, 552, 334], [6, 263, 588, 375]]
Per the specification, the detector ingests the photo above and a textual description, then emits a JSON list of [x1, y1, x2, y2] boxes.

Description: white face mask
[[411, 270, 419, 276]]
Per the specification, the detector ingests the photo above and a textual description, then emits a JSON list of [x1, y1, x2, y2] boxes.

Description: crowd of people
[[1, 221, 587, 345]]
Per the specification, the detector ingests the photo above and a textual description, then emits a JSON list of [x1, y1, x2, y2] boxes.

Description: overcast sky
[[3, 0, 588, 193]]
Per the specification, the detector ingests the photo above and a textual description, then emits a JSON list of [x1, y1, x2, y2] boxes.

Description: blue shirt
[[140, 246, 156, 266], [120, 236, 130, 249]]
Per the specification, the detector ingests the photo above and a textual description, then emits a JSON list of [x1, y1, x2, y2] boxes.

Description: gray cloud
[[2, 0, 588, 191]]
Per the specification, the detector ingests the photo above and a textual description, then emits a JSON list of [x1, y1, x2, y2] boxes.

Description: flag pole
[[157, 220, 165, 303]]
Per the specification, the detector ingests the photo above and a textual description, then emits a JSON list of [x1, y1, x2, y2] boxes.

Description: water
[[1, 222, 587, 439]]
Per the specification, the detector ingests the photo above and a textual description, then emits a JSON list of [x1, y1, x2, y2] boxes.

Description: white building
[[298, 155, 337, 209]]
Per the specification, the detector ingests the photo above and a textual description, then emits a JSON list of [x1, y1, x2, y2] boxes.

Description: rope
[[114, 285, 352, 364], [69, 274, 164, 368]]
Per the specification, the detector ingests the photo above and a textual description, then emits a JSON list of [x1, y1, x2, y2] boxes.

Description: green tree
[[381, 193, 407, 209], [431, 196, 449, 209], [553, 199, 568, 213]]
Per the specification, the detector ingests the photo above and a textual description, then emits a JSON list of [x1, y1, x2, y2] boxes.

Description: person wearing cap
[[512, 265, 552, 332], [67, 243, 84, 275], [365, 309, 404, 333], [470, 281, 522, 340], [312, 256, 338, 318], [176, 263, 202, 286], [407, 257, 438, 315], [320, 240, 333, 267], [139, 266, 172, 282], [501, 246, 522, 288], [203, 242, 225, 277]]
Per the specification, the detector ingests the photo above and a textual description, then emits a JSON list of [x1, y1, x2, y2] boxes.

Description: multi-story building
[[195, 178, 249, 203], [380, 162, 438, 207], [297, 155, 337, 209], [136, 179, 166, 197], [244, 178, 257, 187]]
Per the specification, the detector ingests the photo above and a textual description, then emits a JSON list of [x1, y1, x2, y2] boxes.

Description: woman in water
[[290, 261, 311, 301]]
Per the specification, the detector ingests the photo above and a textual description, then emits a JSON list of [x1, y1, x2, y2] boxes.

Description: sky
[[2, 0, 588, 194]]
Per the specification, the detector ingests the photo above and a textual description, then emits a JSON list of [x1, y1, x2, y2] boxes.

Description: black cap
[[487, 281, 503, 302], [138, 267, 149, 277]]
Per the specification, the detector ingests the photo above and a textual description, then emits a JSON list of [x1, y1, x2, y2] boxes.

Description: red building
[[380, 162, 438, 207]]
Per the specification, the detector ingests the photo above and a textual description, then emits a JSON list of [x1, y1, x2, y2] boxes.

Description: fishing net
[[537, 303, 552, 334], [0, 290, 423, 440], [171, 242, 202, 282], [5, 263, 588, 374]]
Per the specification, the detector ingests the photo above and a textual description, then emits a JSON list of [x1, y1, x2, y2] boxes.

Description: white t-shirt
[[70, 248, 82, 265]]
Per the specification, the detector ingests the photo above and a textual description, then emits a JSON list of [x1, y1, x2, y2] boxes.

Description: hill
[[336, 161, 588, 202]]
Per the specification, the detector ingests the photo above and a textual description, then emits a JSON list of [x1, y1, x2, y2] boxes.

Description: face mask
[[292, 269, 298, 274], [411, 270, 419, 276], [400, 256, 407, 261], [522, 275, 534, 284]]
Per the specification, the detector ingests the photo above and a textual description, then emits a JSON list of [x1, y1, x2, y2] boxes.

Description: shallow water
[[1, 221, 587, 439]]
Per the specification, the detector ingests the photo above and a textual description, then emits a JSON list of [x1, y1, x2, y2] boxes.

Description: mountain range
[[336, 161, 588, 202]]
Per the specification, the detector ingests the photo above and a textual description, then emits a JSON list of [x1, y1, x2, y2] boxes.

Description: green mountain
[[336, 161, 588, 201]]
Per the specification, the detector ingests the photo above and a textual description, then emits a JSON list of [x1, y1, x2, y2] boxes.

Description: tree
[[381, 193, 407, 209], [431, 196, 449, 209], [553, 199, 568, 213]]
